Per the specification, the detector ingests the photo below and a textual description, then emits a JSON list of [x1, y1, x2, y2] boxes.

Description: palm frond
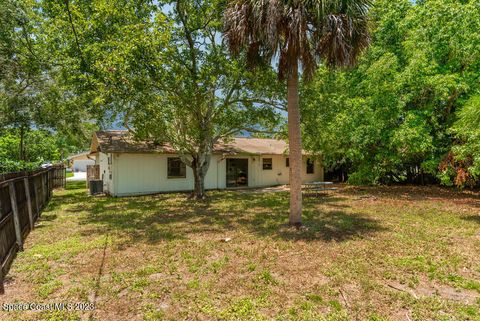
[[223, 0, 371, 81]]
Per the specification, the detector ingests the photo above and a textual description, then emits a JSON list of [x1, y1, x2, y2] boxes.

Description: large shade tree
[[43, 0, 283, 199], [0, 0, 95, 171], [1, 0, 46, 161], [300, 0, 480, 188], [224, 0, 371, 225]]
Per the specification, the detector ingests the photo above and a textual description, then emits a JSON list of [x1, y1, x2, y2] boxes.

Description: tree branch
[[229, 98, 287, 111], [63, 0, 88, 70]]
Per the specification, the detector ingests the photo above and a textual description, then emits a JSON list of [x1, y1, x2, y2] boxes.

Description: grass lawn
[[66, 172, 74, 178], [1, 182, 479, 321]]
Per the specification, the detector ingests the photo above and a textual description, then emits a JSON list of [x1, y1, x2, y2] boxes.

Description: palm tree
[[224, 0, 370, 226]]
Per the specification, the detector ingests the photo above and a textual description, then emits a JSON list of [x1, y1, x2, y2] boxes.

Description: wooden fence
[[0, 164, 65, 294]]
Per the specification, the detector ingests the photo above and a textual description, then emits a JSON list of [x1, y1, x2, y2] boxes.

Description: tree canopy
[[42, 0, 283, 197], [0, 0, 97, 172], [301, 0, 480, 187]]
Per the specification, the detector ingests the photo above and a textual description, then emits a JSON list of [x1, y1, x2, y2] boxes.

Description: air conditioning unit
[[89, 179, 103, 195]]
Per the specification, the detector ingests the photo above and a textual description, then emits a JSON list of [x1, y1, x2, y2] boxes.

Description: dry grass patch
[[0, 182, 479, 320]]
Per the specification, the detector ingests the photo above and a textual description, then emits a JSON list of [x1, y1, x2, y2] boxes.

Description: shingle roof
[[91, 130, 290, 155], [224, 137, 288, 155], [91, 130, 174, 153]]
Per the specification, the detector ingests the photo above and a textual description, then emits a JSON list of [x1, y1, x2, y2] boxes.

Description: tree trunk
[[192, 166, 205, 199], [287, 60, 302, 226], [190, 152, 211, 200], [19, 126, 25, 162]]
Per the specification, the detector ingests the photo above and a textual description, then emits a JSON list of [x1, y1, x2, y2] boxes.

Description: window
[[262, 158, 272, 170], [167, 157, 186, 178], [306, 158, 314, 174], [285, 158, 289, 167]]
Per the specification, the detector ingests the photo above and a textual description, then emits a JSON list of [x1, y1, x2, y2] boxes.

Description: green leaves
[[450, 95, 480, 181], [41, 0, 283, 169], [302, 0, 480, 186], [0, 129, 62, 172], [0, 0, 100, 169]]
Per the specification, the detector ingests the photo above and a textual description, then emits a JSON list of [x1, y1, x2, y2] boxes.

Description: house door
[[226, 158, 248, 188]]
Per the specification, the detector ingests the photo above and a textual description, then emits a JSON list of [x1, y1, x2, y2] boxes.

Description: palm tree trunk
[[287, 60, 302, 226]]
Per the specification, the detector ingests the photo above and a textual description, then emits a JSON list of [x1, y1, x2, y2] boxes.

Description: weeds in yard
[[0, 183, 479, 320]]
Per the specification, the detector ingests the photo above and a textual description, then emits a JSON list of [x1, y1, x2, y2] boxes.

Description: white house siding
[[256, 155, 288, 186], [241, 155, 323, 187], [302, 156, 324, 183], [113, 153, 220, 196], [72, 159, 95, 172], [100, 152, 323, 196]]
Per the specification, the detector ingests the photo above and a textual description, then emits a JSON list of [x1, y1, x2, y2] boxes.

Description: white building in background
[[89, 130, 323, 196], [67, 152, 95, 172]]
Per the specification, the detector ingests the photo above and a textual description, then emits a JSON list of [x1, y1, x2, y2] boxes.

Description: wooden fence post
[[8, 182, 23, 251], [48, 169, 52, 199], [46, 170, 50, 200], [23, 177, 34, 230], [40, 173, 46, 209], [48, 170, 51, 199], [33, 177, 40, 218]]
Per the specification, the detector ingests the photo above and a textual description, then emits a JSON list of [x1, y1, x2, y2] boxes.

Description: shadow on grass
[[43, 181, 90, 213], [462, 215, 480, 224], [340, 184, 480, 206], [39, 213, 57, 221], [66, 181, 87, 190], [60, 186, 386, 244]]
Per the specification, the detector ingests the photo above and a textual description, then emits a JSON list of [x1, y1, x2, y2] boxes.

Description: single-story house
[[89, 130, 323, 196], [67, 152, 95, 172]]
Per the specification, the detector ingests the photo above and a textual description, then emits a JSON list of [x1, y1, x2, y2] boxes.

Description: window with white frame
[[262, 158, 273, 170], [167, 157, 186, 178]]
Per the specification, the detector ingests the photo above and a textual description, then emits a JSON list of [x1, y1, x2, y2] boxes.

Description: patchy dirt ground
[[0, 182, 479, 321]]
